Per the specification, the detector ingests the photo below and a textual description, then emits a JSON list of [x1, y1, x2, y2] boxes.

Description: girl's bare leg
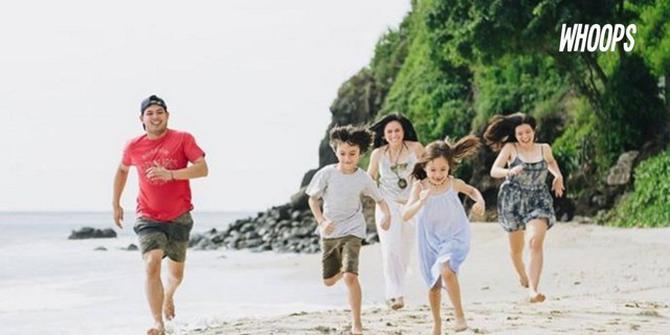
[[441, 265, 467, 331], [428, 281, 442, 335]]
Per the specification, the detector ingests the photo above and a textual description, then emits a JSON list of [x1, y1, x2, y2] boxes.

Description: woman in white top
[[368, 113, 425, 310]]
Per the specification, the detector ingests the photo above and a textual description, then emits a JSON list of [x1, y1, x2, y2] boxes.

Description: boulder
[[68, 227, 117, 240], [606, 151, 639, 186]]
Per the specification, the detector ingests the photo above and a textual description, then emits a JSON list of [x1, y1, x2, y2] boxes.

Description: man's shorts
[[133, 211, 194, 262], [321, 235, 362, 279]]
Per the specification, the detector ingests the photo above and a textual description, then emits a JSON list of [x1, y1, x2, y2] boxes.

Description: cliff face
[[189, 67, 398, 254], [203, 1, 670, 253]]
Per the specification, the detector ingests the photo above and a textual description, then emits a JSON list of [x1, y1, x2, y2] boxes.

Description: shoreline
[[177, 222, 670, 334]]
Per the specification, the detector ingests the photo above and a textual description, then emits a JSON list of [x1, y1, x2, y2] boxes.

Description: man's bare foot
[[351, 323, 363, 335], [453, 316, 468, 332], [146, 322, 165, 335], [163, 296, 175, 320], [432, 322, 442, 335], [529, 291, 546, 303], [390, 296, 404, 310]]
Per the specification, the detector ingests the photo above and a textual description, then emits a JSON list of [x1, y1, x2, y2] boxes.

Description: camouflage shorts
[[321, 235, 362, 279], [133, 212, 194, 262]]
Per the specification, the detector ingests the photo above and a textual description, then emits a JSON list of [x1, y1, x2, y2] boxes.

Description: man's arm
[[146, 156, 209, 181], [173, 156, 208, 179], [112, 164, 130, 228]]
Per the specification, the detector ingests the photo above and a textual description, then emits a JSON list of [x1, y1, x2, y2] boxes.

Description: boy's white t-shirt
[[306, 164, 382, 239]]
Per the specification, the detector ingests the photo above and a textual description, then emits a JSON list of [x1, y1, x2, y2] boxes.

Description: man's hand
[[113, 205, 124, 229], [146, 161, 173, 182]]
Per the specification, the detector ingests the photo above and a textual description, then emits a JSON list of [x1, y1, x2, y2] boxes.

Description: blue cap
[[140, 95, 167, 114]]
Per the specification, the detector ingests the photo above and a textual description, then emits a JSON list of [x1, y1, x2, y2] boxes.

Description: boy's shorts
[[321, 235, 362, 279], [133, 211, 194, 262]]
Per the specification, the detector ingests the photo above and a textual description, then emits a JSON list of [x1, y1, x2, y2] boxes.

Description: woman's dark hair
[[369, 113, 419, 148], [411, 135, 481, 180], [329, 125, 373, 154], [483, 113, 537, 151]]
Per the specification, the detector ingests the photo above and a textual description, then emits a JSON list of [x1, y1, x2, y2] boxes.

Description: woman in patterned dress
[[484, 113, 565, 303]]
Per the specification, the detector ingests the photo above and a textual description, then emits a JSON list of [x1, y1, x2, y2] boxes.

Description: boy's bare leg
[[144, 249, 165, 334], [441, 265, 467, 332], [508, 230, 529, 288], [343, 272, 363, 334], [323, 272, 343, 287], [428, 282, 442, 335], [526, 219, 548, 303], [163, 259, 185, 320]]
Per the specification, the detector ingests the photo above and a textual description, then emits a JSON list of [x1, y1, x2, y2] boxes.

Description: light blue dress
[[416, 184, 471, 288]]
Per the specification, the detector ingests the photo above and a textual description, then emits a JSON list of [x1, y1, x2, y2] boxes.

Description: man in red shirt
[[112, 95, 208, 335]]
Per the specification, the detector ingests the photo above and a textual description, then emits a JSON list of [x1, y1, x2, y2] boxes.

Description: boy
[[306, 125, 392, 335]]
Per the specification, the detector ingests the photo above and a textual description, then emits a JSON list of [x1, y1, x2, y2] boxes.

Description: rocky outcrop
[[69, 227, 117, 239], [189, 204, 379, 254], [192, 69, 387, 254], [606, 151, 639, 186]]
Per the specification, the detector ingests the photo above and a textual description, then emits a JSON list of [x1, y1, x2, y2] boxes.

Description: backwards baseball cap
[[140, 95, 167, 114]]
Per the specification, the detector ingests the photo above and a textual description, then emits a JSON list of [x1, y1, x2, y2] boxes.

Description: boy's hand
[[380, 213, 391, 231], [319, 219, 335, 235], [472, 200, 485, 217]]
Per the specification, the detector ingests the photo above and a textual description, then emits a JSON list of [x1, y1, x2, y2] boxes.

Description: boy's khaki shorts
[[321, 235, 362, 279], [133, 211, 194, 262]]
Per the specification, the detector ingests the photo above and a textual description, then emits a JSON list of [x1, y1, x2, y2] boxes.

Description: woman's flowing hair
[[483, 113, 536, 151], [369, 113, 419, 149]]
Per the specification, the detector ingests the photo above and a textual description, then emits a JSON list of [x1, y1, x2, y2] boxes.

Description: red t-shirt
[[122, 129, 205, 221]]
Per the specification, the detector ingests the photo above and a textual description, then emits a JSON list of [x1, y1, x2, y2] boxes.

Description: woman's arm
[[543, 143, 565, 197], [411, 141, 425, 159], [367, 148, 381, 182], [490, 143, 519, 179]]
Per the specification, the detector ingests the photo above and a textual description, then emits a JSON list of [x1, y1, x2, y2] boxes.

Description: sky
[[0, 0, 411, 212]]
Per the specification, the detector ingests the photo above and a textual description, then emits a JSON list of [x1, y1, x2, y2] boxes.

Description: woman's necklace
[[388, 143, 408, 189]]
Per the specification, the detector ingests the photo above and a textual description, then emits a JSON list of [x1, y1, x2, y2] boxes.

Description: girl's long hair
[[482, 113, 536, 151], [412, 135, 480, 180], [369, 113, 419, 149]]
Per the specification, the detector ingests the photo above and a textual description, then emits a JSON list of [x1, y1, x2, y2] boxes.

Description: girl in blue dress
[[402, 136, 485, 334]]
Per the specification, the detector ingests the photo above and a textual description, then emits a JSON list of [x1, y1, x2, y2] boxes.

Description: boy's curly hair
[[329, 125, 373, 154]]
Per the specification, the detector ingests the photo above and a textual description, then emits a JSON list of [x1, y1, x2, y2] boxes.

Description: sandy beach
[[182, 221, 670, 335], [3, 216, 668, 334]]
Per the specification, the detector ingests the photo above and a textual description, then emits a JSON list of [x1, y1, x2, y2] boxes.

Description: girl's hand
[[552, 176, 565, 197], [320, 219, 335, 235], [508, 165, 524, 176], [418, 188, 430, 201], [472, 200, 485, 217]]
